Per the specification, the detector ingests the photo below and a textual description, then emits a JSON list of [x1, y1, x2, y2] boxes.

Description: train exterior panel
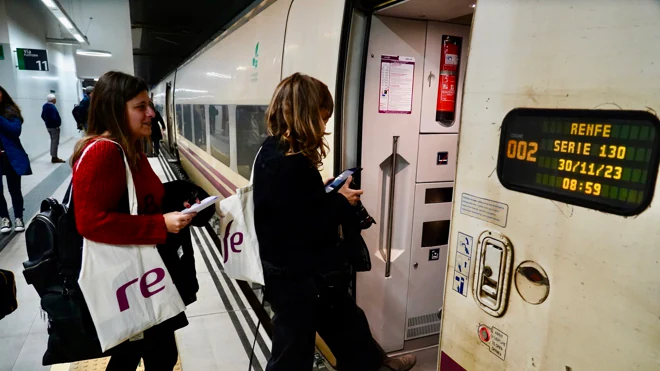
[[154, 0, 347, 204], [438, 0, 660, 370]]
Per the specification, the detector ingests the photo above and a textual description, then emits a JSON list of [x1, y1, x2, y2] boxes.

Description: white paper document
[[182, 196, 219, 214]]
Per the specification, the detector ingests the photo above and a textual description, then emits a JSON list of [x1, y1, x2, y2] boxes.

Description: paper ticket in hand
[[182, 196, 219, 214]]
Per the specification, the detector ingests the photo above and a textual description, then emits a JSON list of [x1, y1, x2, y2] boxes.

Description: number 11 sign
[[16, 48, 49, 71]]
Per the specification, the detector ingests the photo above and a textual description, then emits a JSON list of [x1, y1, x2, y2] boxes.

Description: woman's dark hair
[[0, 86, 24, 123], [266, 73, 334, 168], [71, 71, 149, 168]]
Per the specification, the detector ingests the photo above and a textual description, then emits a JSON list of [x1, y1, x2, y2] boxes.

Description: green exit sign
[[16, 48, 49, 71]]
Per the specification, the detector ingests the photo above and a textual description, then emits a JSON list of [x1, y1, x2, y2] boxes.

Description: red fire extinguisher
[[436, 35, 463, 126]]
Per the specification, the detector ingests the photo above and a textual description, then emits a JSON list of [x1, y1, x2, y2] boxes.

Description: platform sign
[[16, 48, 49, 71]]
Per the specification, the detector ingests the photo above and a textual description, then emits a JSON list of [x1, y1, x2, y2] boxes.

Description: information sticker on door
[[452, 232, 473, 297], [378, 55, 415, 114]]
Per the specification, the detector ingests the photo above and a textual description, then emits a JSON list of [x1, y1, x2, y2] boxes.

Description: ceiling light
[[76, 49, 112, 57], [58, 16, 73, 29], [470, 3, 476, 8], [94, 78, 99, 81], [32, 76, 59, 80], [40, 0, 89, 45], [41, 0, 57, 9]]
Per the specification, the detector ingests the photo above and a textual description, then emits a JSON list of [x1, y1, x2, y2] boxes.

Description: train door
[[352, 1, 473, 354], [437, 1, 660, 370], [165, 81, 176, 152]]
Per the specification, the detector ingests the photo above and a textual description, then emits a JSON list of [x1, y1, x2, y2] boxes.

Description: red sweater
[[73, 140, 168, 245]]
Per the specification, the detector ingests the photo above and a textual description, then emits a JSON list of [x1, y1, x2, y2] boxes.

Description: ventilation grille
[[406, 312, 441, 339]]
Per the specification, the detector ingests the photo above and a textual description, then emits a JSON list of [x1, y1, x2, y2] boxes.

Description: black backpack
[[23, 186, 110, 365], [0, 268, 17, 320], [71, 105, 85, 130]]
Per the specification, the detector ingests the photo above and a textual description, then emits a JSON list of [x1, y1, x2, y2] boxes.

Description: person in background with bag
[[0, 86, 32, 234], [70, 71, 198, 371], [253, 73, 416, 371], [148, 100, 165, 157]]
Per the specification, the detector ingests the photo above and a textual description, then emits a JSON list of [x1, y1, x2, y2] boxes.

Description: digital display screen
[[497, 109, 660, 216]]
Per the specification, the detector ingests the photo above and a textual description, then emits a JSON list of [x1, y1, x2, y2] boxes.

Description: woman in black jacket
[[253, 73, 415, 371]]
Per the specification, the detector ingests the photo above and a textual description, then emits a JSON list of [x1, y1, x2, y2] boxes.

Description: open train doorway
[[165, 81, 176, 154], [342, 0, 475, 359]]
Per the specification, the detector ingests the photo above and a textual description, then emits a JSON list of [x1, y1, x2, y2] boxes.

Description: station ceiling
[[130, 0, 257, 85]]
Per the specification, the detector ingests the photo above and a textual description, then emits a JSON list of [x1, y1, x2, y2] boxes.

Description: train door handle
[[428, 71, 435, 87], [385, 136, 399, 278], [473, 231, 513, 317]]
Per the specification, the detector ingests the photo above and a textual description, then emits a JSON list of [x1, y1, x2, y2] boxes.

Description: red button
[[478, 326, 491, 342]]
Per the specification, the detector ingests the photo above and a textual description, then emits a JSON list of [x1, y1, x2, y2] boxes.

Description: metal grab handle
[[385, 136, 399, 278]]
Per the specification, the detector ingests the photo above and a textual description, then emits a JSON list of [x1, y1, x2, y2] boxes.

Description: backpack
[[71, 105, 85, 130], [0, 268, 17, 320], [23, 185, 110, 365]]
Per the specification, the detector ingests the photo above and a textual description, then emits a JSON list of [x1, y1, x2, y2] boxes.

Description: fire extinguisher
[[436, 35, 463, 126]]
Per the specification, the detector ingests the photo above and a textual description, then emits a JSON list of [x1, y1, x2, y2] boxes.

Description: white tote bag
[[77, 140, 185, 352], [218, 149, 264, 285]]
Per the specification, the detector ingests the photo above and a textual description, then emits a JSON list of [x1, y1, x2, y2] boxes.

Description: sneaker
[[0, 218, 10, 233], [14, 218, 24, 232], [379, 354, 417, 371]]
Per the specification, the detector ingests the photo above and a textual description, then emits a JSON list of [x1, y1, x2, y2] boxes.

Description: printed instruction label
[[452, 232, 473, 297], [490, 327, 508, 360], [452, 272, 468, 296], [378, 55, 415, 114], [460, 193, 509, 228]]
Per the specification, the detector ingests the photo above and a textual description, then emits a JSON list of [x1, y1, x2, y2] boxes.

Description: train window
[[236, 105, 268, 179], [425, 187, 453, 204], [182, 105, 193, 142], [175, 105, 183, 134], [421, 220, 450, 247], [209, 105, 230, 167], [497, 109, 660, 216], [193, 105, 207, 148]]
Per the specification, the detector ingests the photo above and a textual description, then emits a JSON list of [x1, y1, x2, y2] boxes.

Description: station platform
[[0, 138, 437, 371], [0, 138, 273, 371]]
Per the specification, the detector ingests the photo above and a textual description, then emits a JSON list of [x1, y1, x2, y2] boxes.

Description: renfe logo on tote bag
[[222, 220, 244, 264], [116, 268, 166, 312]]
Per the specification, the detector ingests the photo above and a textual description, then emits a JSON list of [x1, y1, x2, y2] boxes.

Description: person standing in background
[[73, 86, 93, 132], [41, 94, 65, 163], [0, 86, 32, 234], [149, 101, 165, 156]]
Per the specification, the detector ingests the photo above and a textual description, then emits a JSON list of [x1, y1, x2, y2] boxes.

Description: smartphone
[[325, 167, 360, 193]]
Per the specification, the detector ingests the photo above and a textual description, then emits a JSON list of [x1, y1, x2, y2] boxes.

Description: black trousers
[[0, 155, 23, 219], [105, 330, 178, 371], [265, 274, 385, 371]]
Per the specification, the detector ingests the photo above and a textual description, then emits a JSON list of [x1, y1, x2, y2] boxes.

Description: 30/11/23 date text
[[558, 159, 622, 179]]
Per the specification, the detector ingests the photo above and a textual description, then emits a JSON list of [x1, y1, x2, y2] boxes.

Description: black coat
[[147, 180, 215, 334], [151, 111, 165, 142]]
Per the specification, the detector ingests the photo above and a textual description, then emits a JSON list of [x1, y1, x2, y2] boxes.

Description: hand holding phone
[[325, 168, 359, 193], [338, 176, 364, 205]]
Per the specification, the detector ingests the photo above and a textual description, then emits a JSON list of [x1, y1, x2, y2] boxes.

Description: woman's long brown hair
[[70, 71, 149, 168], [265, 73, 333, 168], [0, 86, 24, 123]]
